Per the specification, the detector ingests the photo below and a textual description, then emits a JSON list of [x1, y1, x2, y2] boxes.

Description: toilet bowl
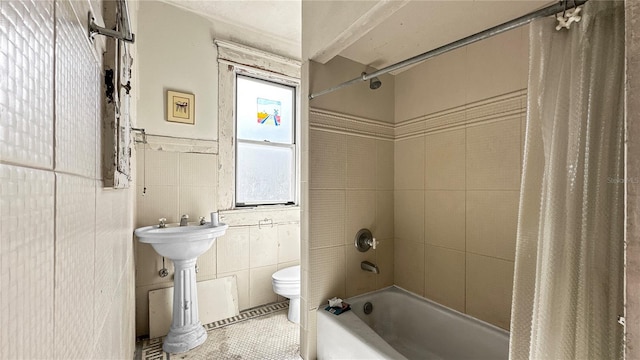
[[272, 265, 300, 324]]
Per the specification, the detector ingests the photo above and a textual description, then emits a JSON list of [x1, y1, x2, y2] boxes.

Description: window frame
[[233, 70, 300, 208]]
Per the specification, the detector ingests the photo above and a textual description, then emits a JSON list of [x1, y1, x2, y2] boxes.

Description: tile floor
[[138, 301, 301, 360]]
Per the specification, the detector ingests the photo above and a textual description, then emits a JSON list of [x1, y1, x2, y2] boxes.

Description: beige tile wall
[[392, 26, 527, 331], [0, 0, 137, 358], [134, 145, 301, 336], [306, 121, 395, 328]]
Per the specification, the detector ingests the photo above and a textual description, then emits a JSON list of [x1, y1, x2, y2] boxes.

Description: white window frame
[[234, 74, 297, 206], [215, 40, 301, 210]]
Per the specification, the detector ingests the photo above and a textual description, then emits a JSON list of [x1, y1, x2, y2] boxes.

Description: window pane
[[236, 142, 294, 205], [236, 76, 294, 144]]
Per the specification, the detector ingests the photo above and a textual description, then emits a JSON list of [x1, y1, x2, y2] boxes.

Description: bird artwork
[[175, 101, 188, 113]]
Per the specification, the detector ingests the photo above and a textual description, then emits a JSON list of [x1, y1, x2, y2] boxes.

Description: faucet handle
[[370, 237, 378, 250], [158, 218, 167, 228], [199, 216, 206, 225]]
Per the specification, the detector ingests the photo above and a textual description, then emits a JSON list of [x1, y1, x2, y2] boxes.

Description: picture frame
[[166, 90, 195, 124]]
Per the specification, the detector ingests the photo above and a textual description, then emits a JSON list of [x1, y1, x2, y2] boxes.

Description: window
[[235, 75, 296, 206]]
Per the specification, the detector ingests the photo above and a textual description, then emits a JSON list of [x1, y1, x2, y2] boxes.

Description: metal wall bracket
[[88, 7, 135, 43]]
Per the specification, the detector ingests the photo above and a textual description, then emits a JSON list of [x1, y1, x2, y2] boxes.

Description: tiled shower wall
[[392, 26, 528, 330], [0, 0, 136, 358]]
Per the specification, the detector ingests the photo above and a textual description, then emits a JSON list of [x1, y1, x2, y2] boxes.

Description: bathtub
[[317, 286, 509, 359]]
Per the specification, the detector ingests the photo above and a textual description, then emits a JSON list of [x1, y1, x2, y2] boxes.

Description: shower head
[[369, 77, 382, 90]]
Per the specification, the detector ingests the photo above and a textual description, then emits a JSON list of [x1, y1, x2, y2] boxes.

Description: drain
[[363, 302, 373, 315]]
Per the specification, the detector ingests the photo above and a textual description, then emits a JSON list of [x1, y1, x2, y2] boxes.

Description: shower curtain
[[509, 1, 625, 359]]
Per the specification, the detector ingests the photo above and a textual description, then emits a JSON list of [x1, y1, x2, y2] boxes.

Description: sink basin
[[135, 222, 229, 260], [134, 219, 229, 353]]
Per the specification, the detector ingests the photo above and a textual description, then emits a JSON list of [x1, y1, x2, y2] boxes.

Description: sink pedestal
[[163, 258, 207, 353]]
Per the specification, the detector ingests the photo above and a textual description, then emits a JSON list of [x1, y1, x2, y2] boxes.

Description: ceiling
[[162, 0, 301, 58], [161, 1, 555, 72]]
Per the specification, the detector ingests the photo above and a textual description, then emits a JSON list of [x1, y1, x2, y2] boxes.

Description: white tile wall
[[0, 0, 54, 169], [0, 165, 55, 359], [54, 0, 98, 178], [0, 0, 137, 356], [55, 174, 96, 359]]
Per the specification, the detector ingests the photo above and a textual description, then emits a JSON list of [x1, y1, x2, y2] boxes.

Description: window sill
[[219, 205, 300, 227]]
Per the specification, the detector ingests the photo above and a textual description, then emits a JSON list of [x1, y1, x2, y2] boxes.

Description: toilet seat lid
[[272, 265, 300, 282]]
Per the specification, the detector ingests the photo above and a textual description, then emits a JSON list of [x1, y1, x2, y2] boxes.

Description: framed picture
[[167, 90, 195, 124]]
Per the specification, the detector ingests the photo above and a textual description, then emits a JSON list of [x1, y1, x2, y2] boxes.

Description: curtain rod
[[308, 0, 588, 100]]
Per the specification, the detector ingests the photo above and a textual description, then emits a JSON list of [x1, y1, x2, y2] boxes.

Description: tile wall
[[393, 26, 528, 330], [0, 0, 137, 358], [302, 108, 395, 358]]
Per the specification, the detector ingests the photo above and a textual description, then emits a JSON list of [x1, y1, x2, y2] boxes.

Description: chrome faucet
[[361, 261, 380, 274], [180, 214, 189, 226]]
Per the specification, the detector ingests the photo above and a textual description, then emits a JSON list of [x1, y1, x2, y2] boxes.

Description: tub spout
[[361, 261, 380, 274]]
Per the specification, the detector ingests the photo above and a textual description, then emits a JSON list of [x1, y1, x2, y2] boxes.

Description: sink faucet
[[180, 214, 189, 226]]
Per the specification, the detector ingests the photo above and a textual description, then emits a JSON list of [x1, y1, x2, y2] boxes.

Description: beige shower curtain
[[509, 1, 625, 359]]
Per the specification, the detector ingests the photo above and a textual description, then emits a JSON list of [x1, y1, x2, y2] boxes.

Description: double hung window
[[235, 75, 296, 206]]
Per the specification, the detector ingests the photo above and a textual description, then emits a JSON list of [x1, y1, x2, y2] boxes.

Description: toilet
[[272, 265, 301, 324]]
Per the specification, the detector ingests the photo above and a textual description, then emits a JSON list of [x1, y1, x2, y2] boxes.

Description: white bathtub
[[317, 286, 509, 359]]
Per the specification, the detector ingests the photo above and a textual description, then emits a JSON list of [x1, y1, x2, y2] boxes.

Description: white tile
[[218, 270, 250, 311], [278, 223, 300, 264], [0, 1, 54, 169], [144, 150, 179, 186], [250, 225, 279, 267], [55, 0, 98, 178], [179, 152, 218, 186], [0, 165, 55, 359], [217, 227, 250, 273], [55, 173, 96, 359], [249, 265, 278, 307], [178, 186, 217, 223]]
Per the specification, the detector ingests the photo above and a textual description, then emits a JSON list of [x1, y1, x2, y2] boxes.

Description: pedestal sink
[[135, 217, 228, 353]]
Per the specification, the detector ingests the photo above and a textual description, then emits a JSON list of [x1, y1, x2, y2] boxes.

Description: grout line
[[51, 0, 58, 354]]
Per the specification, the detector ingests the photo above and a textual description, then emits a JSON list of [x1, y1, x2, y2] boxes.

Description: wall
[[301, 56, 395, 359], [625, 1, 640, 358], [137, 1, 218, 140], [393, 26, 528, 330], [134, 2, 301, 337], [0, 0, 136, 358]]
